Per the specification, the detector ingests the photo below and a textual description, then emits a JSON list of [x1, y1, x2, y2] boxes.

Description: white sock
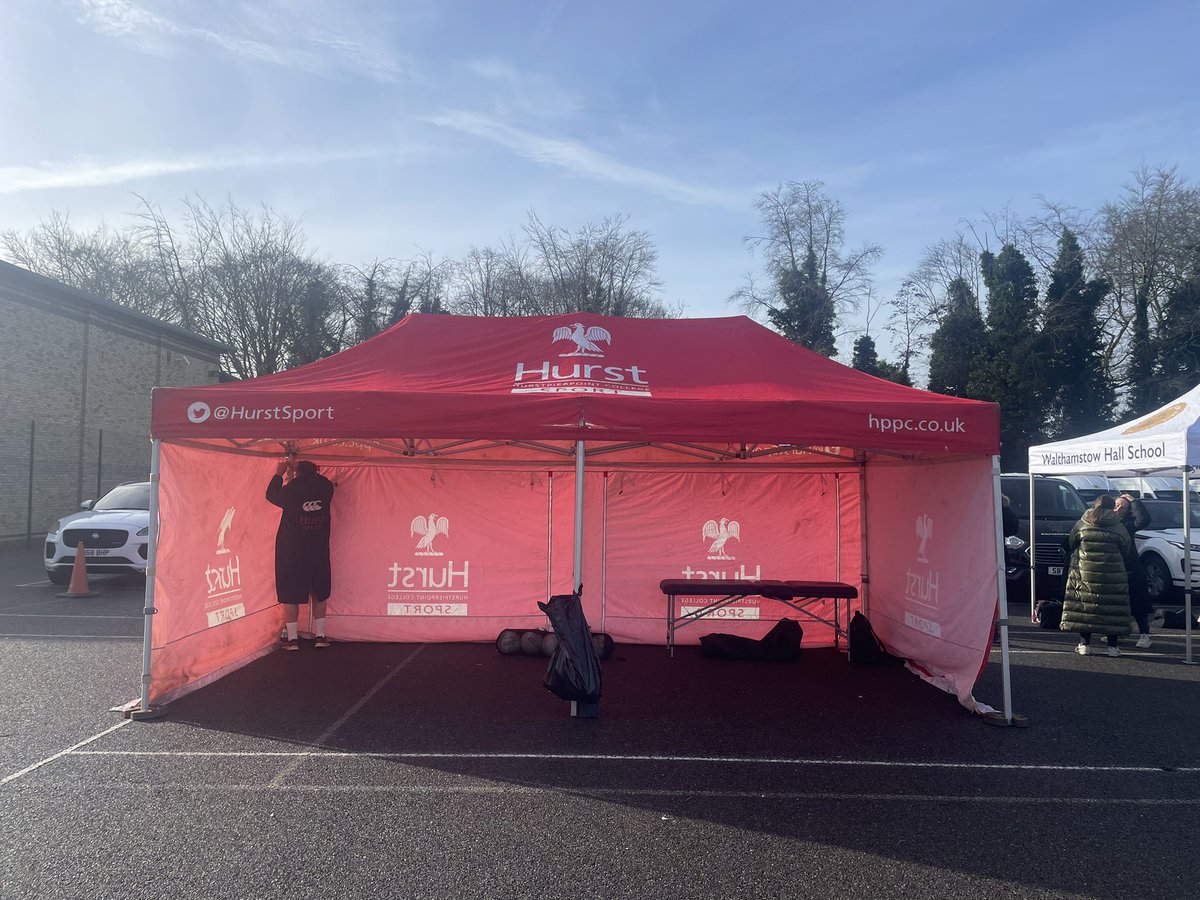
[[286, 622, 298, 640], [314, 617, 326, 638]]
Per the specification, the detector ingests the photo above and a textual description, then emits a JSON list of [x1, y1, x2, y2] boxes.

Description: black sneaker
[[280, 636, 299, 651], [314, 634, 331, 648]]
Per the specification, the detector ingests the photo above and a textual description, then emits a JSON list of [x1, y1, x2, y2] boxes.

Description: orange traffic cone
[[58, 540, 98, 598]]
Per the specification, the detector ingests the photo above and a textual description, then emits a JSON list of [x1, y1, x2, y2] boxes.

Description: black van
[[1000, 474, 1088, 601]]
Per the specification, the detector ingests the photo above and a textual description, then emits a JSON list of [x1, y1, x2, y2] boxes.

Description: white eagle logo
[[915, 513, 932, 563], [702, 517, 741, 560], [216, 507, 235, 555], [552, 322, 612, 357], [411, 513, 450, 556]]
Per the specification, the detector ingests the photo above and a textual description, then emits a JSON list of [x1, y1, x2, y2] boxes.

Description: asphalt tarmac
[[2, 545, 1199, 900]]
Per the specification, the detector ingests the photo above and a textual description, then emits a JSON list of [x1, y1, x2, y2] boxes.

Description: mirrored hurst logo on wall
[[915, 513, 932, 564], [702, 517, 740, 560], [411, 513, 450, 556]]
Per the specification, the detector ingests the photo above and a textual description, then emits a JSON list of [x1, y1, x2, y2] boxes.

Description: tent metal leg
[[573, 440, 585, 594], [993, 458, 1014, 722], [1184, 468, 1195, 665], [129, 439, 165, 720]]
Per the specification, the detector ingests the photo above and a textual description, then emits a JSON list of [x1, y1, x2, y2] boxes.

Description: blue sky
[[2, 0, 1197, 358]]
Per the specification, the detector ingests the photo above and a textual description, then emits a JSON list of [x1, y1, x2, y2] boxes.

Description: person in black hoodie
[[1114, 493, 1154, 649], [266, 459, 335, 650]]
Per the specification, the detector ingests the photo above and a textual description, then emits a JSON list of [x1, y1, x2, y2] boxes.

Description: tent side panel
[[595, 470, 860, 645], [863, 456, 996, 707], [150, 444, 283, 702], [327, 465, 555, 640]]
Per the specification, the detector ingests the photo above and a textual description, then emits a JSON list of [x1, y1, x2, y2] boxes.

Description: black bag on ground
[[1161, 609, 1200, 630], [537, 592, 602, 703], [700, 618, 804, 661], [848, 611, 904, 666], [1033, 600, 1063, 629]]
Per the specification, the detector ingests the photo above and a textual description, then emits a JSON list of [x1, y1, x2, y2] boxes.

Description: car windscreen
[[1142, 501, 1200, 531], [94, 483, 151, 510], [1004, 479, 1087, 518]]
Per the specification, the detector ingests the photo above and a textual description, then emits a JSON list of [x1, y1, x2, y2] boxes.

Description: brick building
[[0, 260, 228, 545]]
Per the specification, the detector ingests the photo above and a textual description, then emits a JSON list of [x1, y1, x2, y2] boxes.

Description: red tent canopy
[[152, 313, 998, 455]]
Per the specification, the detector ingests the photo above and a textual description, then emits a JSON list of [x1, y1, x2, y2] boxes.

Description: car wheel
[[46, 568, 71, 586], [1142, 553, 1178, 603]]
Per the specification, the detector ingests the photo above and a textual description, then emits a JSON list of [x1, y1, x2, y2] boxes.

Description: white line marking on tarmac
[[0, 633, 141, 640], [67, 750, 1200, 774], [268, 643, 427, 788], [0, 613, 142, 620], [15, 581, 50, 587], [0, 719, 132, 786], [45, 783, 1200, 804]]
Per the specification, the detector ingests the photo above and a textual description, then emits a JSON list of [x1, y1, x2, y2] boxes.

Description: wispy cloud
[[427, 110, 746, 210], [0, 147, 386, 195], [466, 58, 582, 121], [74, 0, 408, 82]]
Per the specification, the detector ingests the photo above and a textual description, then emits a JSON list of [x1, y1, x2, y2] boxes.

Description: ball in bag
[[520, 629, 544, 655], [495, 629, 521, 655], [541, 631, 559, 657]]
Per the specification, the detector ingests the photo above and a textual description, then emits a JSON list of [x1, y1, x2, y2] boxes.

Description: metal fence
[[0, 419, 152, 546]]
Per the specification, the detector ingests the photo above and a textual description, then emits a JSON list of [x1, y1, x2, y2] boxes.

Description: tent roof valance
[[1029, 383, 1200, 476]]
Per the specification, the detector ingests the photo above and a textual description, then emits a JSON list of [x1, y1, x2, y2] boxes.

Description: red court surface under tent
[[139, 313, 1006, 717]]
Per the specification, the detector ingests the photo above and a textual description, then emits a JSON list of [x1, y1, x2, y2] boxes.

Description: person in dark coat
[[1114, 493, 1154, 649], [1061, 494, 1131, 657], [1001, 493, 1019, 538], [266, 459, 335, 650]]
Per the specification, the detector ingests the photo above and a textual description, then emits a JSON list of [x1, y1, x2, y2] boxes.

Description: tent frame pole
[[573, 440, 585, 594], [130, 439, 164, 719], [992, 458, 1014, 721], [857, 456, 869, 618], [1184, 468, 1195, 665], [1027, 474, 1037, 620]]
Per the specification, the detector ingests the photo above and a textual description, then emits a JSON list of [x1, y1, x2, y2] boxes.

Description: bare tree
[[732, 181, 882, 348], [135, 195, 323, 378], [1096, 165, 1200, 352], [1, 211, 174, 321], [520, 212, 670, 317]]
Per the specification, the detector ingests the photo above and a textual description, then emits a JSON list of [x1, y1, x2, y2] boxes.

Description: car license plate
[[84, 549, 110, 557], [1048, 566, 1063, 576]]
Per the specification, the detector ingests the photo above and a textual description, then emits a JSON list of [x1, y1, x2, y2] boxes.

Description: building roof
[[0, 258, 230, 356]]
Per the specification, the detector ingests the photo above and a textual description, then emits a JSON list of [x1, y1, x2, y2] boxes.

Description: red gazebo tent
[[136, 314, 1012, 719]]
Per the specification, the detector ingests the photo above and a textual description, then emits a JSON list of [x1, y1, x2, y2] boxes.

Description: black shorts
[[275, 555, 331, 605]]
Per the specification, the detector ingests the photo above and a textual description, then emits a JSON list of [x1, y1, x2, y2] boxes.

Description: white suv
[[45, 481, 151, 585], [1134, 499, 1200, 603]]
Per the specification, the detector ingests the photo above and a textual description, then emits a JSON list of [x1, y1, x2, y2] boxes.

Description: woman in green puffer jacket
[[1061, 494, 1131, 657]]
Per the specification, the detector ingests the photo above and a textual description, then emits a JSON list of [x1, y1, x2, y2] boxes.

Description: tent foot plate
[[981, 711, 1029, 728]]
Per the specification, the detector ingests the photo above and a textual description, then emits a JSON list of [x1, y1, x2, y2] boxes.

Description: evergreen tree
[[1039, 229, 1115, 439], [971, 245, 1045, 471], [1156, 247, 1200, 400], [851, 334, 911, 385], [926, 277, 986, 396], [766, 246, 838, 356]]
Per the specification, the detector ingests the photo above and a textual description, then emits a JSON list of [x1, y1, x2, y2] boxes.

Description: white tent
[[1028, 385, 1200, 663]]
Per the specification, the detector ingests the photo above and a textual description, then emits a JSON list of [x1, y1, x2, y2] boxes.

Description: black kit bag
[[699, 618, 804, 662], [1033, 600, 1063, 629], [848, 611, 904, 666], [537, 592, 602, 703], [1161, 609, 1200, 630]]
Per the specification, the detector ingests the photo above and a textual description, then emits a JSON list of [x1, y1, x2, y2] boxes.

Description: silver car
[[45, 481, 151, 585]]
